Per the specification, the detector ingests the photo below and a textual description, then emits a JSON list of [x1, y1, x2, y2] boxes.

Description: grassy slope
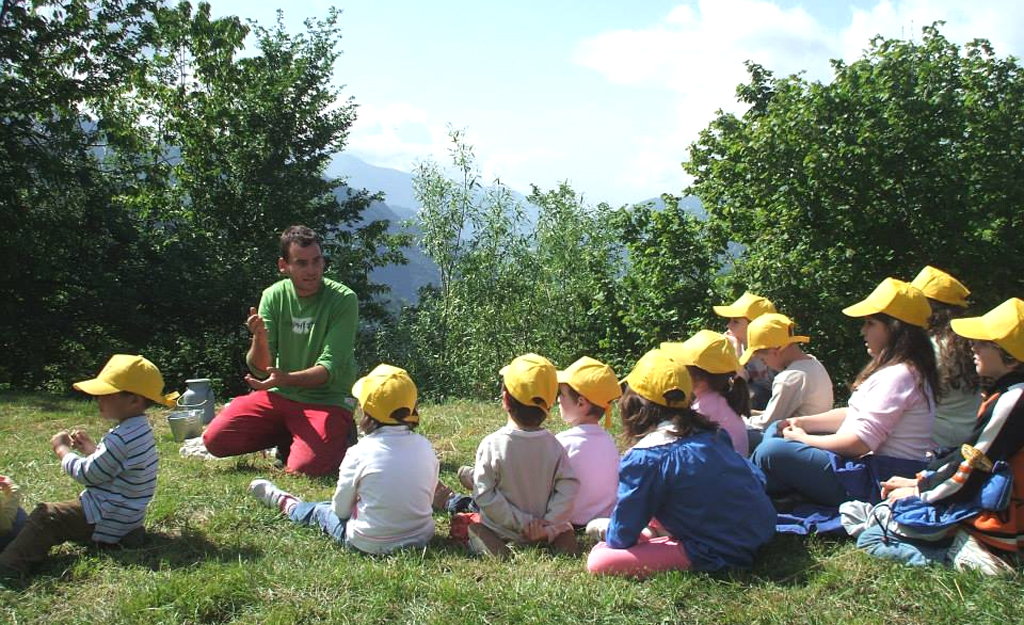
[[0, 391, 1020, 624]]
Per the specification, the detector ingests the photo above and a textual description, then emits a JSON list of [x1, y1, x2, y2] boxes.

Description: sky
[[205, 0, 1024, 206]]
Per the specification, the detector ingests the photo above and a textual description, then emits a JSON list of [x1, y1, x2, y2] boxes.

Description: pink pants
[[202, 390, 353, 477], [587, 536, 692, 578]]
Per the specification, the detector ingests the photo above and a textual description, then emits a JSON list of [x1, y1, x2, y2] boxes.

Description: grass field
[[1, 391, 1021, 624]]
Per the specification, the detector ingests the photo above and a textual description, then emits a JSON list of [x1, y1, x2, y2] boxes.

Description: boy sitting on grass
[[555, 357, 622, 527], [438, 354, 580, 558], [0, 355, 174, 580]]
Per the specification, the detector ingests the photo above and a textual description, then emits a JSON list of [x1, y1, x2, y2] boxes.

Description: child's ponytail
[[725, 375, 751, 418]]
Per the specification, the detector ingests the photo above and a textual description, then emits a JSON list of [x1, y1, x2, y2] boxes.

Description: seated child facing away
[[249, 364, 438, 555], [739, 314, 834, 451], [586, 348, 775, 578], [0, 355, 172, 578], [456, 353, 580, 558], [662, 331, 751, 456], [555, 357, 622, 527], [0, 476, 26, 552]]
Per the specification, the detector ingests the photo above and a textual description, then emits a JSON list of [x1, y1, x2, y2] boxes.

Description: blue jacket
[[606, 425, 776, 571]]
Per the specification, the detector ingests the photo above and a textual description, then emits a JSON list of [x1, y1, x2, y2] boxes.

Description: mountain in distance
[[330, 153, 707, 306]]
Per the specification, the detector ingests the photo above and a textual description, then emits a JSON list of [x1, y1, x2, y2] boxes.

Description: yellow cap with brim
[[501, 353, 557, 412], [739, 313, 810, 365], [950, 298, 1024, 362], [841, 277, 931, 328], [352, 364, 418, 425], [73, 354, 179, 407], [557, 356, 622, 427], [622, 349, 692, 408], [911, 265, 970, 308], [712, 292, 777, 321], [661, 330, 740, 374]]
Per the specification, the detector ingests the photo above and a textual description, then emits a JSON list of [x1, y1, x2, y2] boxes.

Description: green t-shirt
[[251, 277, 358, 408]]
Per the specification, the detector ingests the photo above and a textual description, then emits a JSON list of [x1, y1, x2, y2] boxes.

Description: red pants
[[202, 390, 353, 477], [587, 536, 692, 578]]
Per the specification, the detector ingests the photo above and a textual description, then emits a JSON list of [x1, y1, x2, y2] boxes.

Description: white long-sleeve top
[[472, 425, 579, 541], [746, 356, 835, 431], [331, 427, 439, 554], [61, 414, 158, 543]]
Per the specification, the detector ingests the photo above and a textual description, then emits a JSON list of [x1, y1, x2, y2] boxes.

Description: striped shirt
[[61, 414, 158, 543]]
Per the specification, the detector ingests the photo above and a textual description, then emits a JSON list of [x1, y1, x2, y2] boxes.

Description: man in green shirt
[[203, 226, 359, 476]]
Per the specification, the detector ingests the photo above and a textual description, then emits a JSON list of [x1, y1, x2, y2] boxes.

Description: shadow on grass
[[0, 391, 77, 413], [743, 533, 847, 587]]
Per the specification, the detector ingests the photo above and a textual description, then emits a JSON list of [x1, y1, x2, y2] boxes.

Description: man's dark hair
[[280, 225, 321, 261]]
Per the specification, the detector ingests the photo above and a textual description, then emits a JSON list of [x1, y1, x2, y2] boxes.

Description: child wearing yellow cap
[[714, 291, 778, 409], [446, 354, 580, 558], [585, 349, 775, 578], [662, 331, 751, 456], [554, 357, 622, 527], [910, 266, 982, 448], [0, 355, 172, 578], [739, 314, 834, 451], [247, 364, 439, 555], [751, 278, 938, 509], [847, 298, 1024, 575]]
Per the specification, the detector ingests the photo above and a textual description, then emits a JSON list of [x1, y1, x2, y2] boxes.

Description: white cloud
[[345, 101, 451, 171], [573, 0, 1024, 197]]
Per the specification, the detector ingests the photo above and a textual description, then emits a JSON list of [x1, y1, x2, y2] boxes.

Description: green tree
[[685, 23, 1024, 389]]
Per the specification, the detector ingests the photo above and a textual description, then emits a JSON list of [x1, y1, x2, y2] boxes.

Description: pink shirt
[[836, 363, 935, 460], [692, 391, 747, 456]]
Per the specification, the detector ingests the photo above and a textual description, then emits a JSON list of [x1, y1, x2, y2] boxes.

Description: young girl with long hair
[[662, 330, 751, 456], [586, 349, 775, 578], [751, 278, 938, 506], [910, 266, 982, 448]]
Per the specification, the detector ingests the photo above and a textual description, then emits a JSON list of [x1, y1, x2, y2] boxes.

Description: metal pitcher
[[179, 378, 216, 425]]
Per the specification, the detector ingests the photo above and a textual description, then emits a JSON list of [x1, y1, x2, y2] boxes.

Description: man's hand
[[245, 367, 290, 391], [70, 429, 97, 455], [246, 307, 267, 337]]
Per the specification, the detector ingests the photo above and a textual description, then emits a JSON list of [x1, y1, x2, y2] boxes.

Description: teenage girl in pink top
[[751, 278, 938, 506]]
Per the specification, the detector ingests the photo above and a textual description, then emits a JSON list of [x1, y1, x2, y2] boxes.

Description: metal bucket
[[167, 410, 202, 442]]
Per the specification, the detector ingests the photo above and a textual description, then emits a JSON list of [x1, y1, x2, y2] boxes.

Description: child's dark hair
[[118, 391, 155, 409], [685, 366, 751, 418], [359, 407, 419, 435], [560, 384, 606, 419], [503, 384, 547, 429], [618, 384, 716, 441], [926, 301, 981, 395], [280, 225, 321, 260], [852, 313, 939, 397]]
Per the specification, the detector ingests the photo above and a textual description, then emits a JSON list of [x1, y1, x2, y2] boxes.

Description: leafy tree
[[685, 23, 1024, 390]]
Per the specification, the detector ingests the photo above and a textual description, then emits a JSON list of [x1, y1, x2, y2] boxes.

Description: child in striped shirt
[[0, 355, 174, 578]]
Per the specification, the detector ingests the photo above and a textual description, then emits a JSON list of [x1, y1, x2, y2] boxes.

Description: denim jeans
[[288, 501, 348, 544], [856, 524, 951, 566], [750, 422, 849, 505]]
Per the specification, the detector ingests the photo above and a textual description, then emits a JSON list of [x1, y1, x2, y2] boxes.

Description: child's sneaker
[[549, 529, 580, 556], [249, 479, 299, 514], [457, 466, 475, 491], [948, 529, 1015, 576], [585, 518, 610, 542], [467, 523, 510, 558]]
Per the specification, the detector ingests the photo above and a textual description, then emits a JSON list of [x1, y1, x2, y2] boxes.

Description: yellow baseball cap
[[713, 292, 777, 321], [352, 364, 418, 424], [501, 353, 557, 412], [73, 354, 179, 407], [951, 298, 1024, 362], [841, 277, 931, 328], [558, 356, 622, 426], [739, 313, 810, 365], [622, 349, 692, 408], [661, 330, 740, 374], [910, 266, 970, 308]]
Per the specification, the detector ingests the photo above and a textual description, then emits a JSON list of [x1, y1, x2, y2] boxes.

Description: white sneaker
[[248, 478, 293, 510], [585, 518, 610, 542], [948, 529, 1015, 576]]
